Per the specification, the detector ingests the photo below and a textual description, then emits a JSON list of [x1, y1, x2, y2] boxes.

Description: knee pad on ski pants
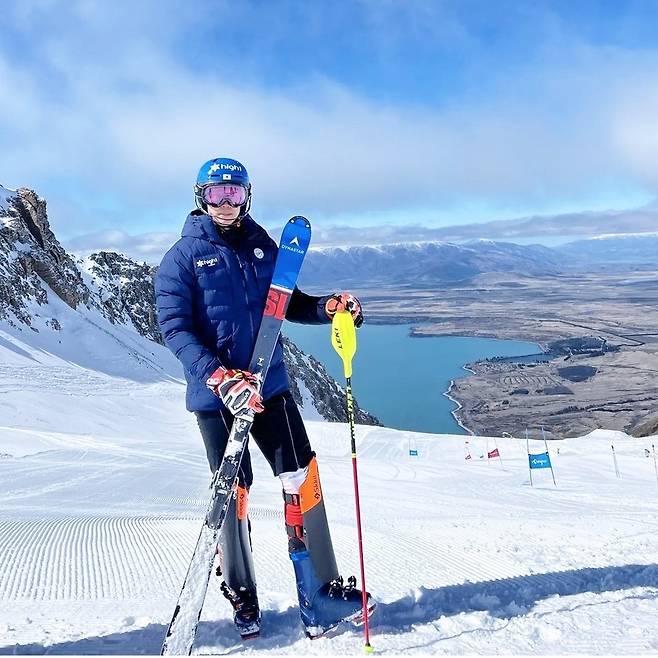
[[279, 456, 323, 507], [280, 457, 325, 538]]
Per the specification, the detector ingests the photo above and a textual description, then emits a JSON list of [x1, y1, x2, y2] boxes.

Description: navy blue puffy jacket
[[155, 211, 329, 412]]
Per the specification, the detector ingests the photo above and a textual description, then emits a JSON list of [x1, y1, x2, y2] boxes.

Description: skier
[[154, 157, 374, 640]]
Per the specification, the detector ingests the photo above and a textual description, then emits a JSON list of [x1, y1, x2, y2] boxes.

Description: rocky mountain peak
[[0, 187, 89, 325], [83, 251, 162, 343]]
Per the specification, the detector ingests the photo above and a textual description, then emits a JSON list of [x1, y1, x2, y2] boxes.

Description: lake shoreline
[[444, 376, 474, 436], [406, 323, 550, 437], [400, 320, 635, 438], [285, 321, 541, 435]]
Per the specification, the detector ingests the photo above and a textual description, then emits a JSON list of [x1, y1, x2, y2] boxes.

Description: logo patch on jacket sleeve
[[254, 248, 264, 259], [196, 256, 219, 268]]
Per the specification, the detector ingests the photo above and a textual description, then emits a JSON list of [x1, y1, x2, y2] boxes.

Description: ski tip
[[289, 215, 311, 229]]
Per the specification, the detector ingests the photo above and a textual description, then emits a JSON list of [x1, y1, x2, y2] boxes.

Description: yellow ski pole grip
[[331, 310, 357, 378]]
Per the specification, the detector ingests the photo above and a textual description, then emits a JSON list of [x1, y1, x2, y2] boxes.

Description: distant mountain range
[[62, 196, 658, 266], [6, 181, 657, 302], [299, 240, 563, 289], [557, 233, 658, 266], [297, 231, 658, 289]]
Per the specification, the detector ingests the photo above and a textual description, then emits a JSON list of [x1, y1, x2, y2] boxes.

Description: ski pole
[[493, 437, 504, 470], [331, 310, 373, 654], [526, 428, 533, 487], [611, 444, 621, 478], [541, 426, 557, 486]]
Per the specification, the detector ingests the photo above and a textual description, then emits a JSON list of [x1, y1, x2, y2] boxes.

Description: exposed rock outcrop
[[84, 251, 162, 343], [1, 187, 89, 325]]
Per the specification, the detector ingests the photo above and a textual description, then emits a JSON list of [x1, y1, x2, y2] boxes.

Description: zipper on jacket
[[236, 256, 255, 340]]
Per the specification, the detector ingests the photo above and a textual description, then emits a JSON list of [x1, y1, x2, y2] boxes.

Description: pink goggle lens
[[202, 184, 248, 207]]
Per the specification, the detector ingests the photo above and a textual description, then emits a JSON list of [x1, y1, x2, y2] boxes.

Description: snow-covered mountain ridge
[[558, 232, 658, 265], [78, 251, 162, 343], [0, 186, 378, 425], [0, 187, 91, 325], [299, 239, 562, 288], [299, 230, 658, 291], [0, 184, 17, 215]]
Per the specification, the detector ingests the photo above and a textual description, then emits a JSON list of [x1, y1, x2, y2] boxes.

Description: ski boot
[[290, 540, 375, 639], [220, 581, 261, 639], [281, 457, 375, 639]]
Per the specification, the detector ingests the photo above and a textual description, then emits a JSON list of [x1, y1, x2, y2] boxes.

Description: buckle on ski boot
[[220, 582, 261, 639], [328, 575, 357, 599]]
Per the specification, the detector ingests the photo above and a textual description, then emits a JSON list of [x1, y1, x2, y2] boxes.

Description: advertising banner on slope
[[529, 452, 552, 469]]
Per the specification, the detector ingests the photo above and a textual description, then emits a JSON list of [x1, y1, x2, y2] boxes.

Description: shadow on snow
[[375, 562, 658, 634], [2, 564, 657, 654]]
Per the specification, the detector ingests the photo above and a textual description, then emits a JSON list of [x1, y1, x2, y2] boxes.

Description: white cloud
[[64, 229, 179, 263], [2, 2, 658, 240]]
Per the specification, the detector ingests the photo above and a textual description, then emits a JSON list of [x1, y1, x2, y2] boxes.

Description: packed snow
[[1, 321, 658, 655]]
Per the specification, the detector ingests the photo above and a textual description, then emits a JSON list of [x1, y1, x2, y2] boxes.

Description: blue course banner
[[529, 452, 552, 469]]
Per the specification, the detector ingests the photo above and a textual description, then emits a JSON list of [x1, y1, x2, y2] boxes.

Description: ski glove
[[325, 292, 364, 328], [206, 367, 265, 415]]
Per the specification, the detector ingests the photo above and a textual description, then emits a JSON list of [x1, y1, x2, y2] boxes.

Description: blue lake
[[282, 322, 542, 435]]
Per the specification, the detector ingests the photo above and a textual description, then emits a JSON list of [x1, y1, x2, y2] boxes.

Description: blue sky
[[2, 0, 658, 256]]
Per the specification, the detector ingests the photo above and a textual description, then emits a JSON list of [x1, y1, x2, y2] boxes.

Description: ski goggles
[[201, 183, 248, 207]]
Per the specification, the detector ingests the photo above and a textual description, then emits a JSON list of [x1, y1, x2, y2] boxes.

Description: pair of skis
[[161, 216, 312, 655]]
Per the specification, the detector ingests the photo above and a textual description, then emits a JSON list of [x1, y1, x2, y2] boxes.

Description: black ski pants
[[195, 391, 315, 487]]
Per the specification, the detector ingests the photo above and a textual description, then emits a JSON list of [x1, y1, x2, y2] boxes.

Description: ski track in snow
[[1, 332, 658, 654]]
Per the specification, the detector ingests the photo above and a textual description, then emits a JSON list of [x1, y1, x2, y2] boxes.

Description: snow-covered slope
[[1, 332, 657, 655], [0, 184, 17, 216]]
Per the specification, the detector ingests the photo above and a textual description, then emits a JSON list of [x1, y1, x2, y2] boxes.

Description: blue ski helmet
[[194, 157, 252, 216]]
